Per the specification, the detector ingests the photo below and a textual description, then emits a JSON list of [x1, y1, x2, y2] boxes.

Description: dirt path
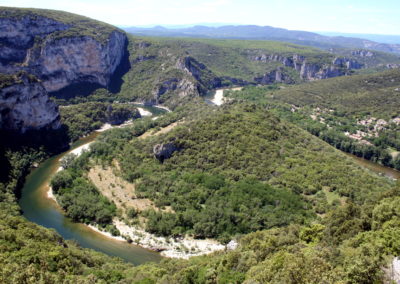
[[139, 121, 182, 140], [88, 165, 157, 215]]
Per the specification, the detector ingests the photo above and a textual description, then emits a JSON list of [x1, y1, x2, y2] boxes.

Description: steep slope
[[0, 72, 60, 132], [125, 24, 400, 55], [0, 7, 128, 95], [116, 36, 395, 107]]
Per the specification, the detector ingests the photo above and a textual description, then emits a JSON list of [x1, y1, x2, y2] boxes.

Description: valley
[[1, 5, 400, 284]]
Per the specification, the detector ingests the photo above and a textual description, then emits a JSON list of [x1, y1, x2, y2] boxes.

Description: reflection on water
[[345, 153, 400, 180]]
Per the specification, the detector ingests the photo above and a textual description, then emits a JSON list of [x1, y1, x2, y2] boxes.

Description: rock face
[[153, 143, 179, 162], [0, 73, 60, 132], [255, 67, 293, 84], [250, 53, 362, 83], [0, 8, 128, 132], [351, 50, 375, 57], [0, 11, 128, 93], [180, 57, 224, 90], [150, 57, 217, 104]]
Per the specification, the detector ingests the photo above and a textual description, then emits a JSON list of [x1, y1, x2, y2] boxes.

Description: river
[[345, 153, 400, 180], [18, 106, 165, 265]]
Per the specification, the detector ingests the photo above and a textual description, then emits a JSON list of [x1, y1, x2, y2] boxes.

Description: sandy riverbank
[[137, 107, 152, 116], [131, 102, 171, 113], [96, 123, 113, 132], [47, 186, 57, 202], [114, 219, 230, 259], [69, 142, 93, 156], [154, 104, 171, 112], [211, 89, 225, 106], [46, 184, 231, 259], [392, 257, 400, 283], [87, 224, 126, 242], [210, 87, 242, 106]]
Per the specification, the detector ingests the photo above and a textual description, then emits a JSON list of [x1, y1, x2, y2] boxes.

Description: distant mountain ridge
[[320, 32, 400, 44], [124, 25, 400, 55]]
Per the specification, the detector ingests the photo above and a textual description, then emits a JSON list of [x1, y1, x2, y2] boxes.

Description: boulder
[[153, 143, 179, 162]]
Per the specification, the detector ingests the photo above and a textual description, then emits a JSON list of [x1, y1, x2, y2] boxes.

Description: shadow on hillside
[[108, 39, 131, 93], [50, 39, 131, 99], [0, 125, 70, 197]]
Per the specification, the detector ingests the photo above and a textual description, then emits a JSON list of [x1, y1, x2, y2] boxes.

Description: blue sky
[[3, 0, 400, 34]]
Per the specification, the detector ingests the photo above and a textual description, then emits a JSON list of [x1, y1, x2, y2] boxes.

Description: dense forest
[[0, 102, 400, 283], [51, 104, 392, 243], [225, 70, 400, 170]]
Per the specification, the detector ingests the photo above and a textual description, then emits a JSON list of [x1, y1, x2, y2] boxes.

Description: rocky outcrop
[[151, 78, 198, 104], [134, 55, 156, 63], [0, 73, 60, 133], [250, 53, 363, 83], [351, 50, 375, 57], [149, 57, 213, 103], [386, 63, 400, 69], [332, 57, 362, 69], [176, 57, 206, 81], [0, 8, 129, 133], [153, 143, 179, 162], [176, 56, 222, 91], [255, 67, 293, 84], [0, 12, 128, 94]]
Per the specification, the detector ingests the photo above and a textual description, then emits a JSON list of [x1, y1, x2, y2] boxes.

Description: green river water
[[18, 106, 164, 265]]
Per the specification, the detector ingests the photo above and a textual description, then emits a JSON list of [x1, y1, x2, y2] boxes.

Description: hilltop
[[0, 6, 121, 42]]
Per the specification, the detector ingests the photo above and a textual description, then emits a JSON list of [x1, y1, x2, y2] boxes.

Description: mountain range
[[124, 24, 400, 55]]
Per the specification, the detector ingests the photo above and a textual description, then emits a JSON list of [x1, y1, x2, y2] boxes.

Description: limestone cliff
[[0, 8, 128, 93], [250, 53, 362, 83], [0, 7, 128, 132], [0, 73, 60, 132]]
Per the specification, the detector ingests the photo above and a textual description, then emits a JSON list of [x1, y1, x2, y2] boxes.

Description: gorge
[[2, 5, 400, 283]]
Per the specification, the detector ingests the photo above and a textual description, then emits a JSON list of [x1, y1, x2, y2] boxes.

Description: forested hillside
[[270, 69, 400, 117], [226, 70, 400, 170], [51, 104, 391, 242], [32, 103, 398, 283]]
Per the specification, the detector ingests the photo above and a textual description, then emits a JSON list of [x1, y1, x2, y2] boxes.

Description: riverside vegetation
[[59, 102, 141, 141], [2, 6, 400, 284], [2, 103, 400, 283]]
